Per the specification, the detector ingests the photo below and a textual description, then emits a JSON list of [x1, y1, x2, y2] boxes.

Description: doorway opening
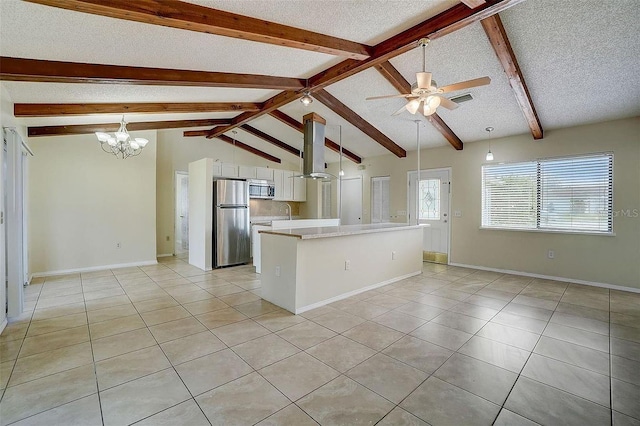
[[408, 168, 451, 264], [175, 172, 189, 259]]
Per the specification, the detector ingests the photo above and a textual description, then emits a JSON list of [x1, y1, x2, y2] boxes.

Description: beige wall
[[28, 131, 157, 274], [155, 130, 298, 255], [328, 117, 640, 289]]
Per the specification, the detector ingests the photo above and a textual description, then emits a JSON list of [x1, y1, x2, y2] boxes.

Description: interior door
[[175, 172, 189, 255], [409, 169, 450, 264], [340, 176, 362, 225]]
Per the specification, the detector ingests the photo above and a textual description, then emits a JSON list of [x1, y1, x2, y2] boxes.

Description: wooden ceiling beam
[[460, 0, 487, 8], [27, 118, 232, 137], [0, 57, 304, 90], [424, 115, 464, 150], [313, 89, 406, 158], [307, 0, 524, 91], [216, 134, 281, 164], [375, 61, 463, 150], [173, 0, 522, 153], [268, 110, 362, 164], [205, 90, 302, 139], [183, 130, 209, 137], [239, 124, 301, 158], [25, 0, 371, 59], [15, 102, 261, 117], [481, 14, 543, 139]]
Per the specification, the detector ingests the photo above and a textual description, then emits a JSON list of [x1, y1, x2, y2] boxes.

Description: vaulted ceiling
[[1, 0, 638, 165]]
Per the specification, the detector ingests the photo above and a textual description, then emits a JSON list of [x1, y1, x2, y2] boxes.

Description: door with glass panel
[[408, 169, 450, 264]]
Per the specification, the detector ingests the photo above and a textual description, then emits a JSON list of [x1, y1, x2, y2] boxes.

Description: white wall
[[28, 131, 157, 274], [328, 117, 640, 289], [155, 129, 298, 255]]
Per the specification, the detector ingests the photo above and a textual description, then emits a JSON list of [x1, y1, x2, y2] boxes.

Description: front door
[[408, 169, 451, 264]]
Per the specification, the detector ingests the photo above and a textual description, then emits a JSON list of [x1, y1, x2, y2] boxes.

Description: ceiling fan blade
[[439, 76, 491, 93], [406, 98, 422, 115], [437, 96, 459, 110], [366, 93, 413, 100], [416, 72, 432, 89]]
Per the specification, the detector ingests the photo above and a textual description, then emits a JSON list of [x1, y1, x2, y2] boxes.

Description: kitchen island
[[259, 223, 424, 314]]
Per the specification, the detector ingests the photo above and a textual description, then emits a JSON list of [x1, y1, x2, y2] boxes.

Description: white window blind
[[371, 176, 390, 223], [482, 161, 537, 229], [321, 181, 331, 219], [538, 155, 613, 232], [482, 153, 613, 233]]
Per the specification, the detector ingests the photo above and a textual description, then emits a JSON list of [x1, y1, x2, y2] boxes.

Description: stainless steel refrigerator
[[213, 179, 251, 268]]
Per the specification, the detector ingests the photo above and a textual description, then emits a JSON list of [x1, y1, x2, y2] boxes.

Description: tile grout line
[[3, 261, 634, 424], [80, 270, 107, 426]]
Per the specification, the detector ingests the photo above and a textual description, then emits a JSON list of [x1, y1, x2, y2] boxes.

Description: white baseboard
[[0, 318, 7, 335], [30, 260, 159, 279], [156, 253, 174, 258], [294, 271, 422, 314], [448, 262, 640, 294]]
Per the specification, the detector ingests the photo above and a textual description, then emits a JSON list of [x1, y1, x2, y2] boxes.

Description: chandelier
[[95, 116, 149, 159]]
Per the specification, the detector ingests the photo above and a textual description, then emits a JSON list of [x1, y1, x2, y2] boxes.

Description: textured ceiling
[[1, 0, 639, 162]]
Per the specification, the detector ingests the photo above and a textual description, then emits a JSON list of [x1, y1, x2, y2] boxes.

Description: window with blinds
[[321, 181, 332, 219], [482, 153, 613, 233], [371, 176, 390, 223]]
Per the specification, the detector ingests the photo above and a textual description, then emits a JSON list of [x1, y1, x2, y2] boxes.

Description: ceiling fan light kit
[[366, 38, 491, 117]]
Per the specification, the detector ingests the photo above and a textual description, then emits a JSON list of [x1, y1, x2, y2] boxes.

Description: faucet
[[284, 203, 292, 220]]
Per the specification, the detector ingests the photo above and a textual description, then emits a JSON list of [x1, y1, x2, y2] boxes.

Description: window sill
[[479, 227, 616, 237]]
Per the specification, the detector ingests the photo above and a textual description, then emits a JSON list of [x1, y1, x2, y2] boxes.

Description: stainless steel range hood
[[296, 112, 334, 180]]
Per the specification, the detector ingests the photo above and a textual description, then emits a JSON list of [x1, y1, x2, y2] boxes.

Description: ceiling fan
[[367, 38, 491, 116]]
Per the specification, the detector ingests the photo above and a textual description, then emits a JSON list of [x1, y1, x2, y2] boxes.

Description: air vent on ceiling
[[449, 93, 474, 104]]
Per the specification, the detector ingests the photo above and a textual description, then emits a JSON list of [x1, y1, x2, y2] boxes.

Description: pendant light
[[300, 91, 313, 106], [485, 126, 494, 161]]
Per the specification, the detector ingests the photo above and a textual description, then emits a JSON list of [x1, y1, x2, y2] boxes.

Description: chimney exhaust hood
[[296, 112, 334, 180]]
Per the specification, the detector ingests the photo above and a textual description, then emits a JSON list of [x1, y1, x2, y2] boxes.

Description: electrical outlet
[[345, 260, 351, 270], [548, 250, 555, 259], [116, 242, 121, 249], [275, 266, 281, 277], [392, 251, 396, 260], [397, 210, 407, 216], [454, 210, 462, 217]]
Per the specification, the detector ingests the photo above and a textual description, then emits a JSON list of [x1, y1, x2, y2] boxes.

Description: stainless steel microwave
[[248, 179, 275, 199]]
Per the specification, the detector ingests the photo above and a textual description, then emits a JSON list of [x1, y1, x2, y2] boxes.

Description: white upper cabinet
[[256, 167, 274, 180], [221, 164, 239, 178], [273, 169, 285, 200], [282, 170, 294, 200], [293, 176, 306, 201], [238, 165, 257, 179]]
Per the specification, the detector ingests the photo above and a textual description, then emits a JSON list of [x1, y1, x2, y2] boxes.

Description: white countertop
[[259, 223, 426, 240]]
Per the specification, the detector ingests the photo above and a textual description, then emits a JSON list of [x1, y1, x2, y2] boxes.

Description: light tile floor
[[1, 257, 639, 425]]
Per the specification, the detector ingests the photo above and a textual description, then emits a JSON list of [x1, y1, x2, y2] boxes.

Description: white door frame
[[407, 167, 452, 263], [174, 170, 189, 256], [5, 128, 27, 319]]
